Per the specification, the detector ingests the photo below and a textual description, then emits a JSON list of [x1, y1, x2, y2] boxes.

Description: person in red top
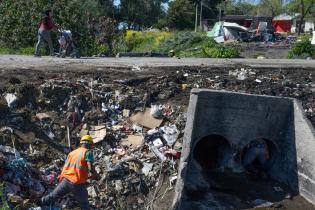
[[34, 10, 58, 57], [41, 135, 100, 210]]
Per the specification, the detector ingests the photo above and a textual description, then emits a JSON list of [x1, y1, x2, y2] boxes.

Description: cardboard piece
[[80, 124, 106, 144], [121, 135, 144, 149], [129, 108, 163, 129], [36, 113, 50, 121], [14, 130, 36, 143]]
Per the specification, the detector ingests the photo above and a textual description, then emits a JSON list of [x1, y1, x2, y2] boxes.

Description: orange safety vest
[[60, 147, 89, 184]]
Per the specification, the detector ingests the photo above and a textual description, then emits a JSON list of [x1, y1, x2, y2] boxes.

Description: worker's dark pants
[[41, 178, 89, 210], [35, 29, 54, 56], [243, 145, 268, 175]]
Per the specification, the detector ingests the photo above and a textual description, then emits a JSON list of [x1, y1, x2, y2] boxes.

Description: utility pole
[[195, 3, 198, 32], [200, 1, 203, 31]]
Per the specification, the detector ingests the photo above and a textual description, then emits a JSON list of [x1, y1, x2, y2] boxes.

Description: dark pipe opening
[[194, 135, 231, 170]]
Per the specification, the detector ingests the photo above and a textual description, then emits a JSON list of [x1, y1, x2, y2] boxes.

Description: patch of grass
[[0, 47, 40, 55]]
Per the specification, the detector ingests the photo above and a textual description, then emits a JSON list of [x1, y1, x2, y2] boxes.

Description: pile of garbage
[[0, 76, 187, 210], [0, 65, 314, 209]]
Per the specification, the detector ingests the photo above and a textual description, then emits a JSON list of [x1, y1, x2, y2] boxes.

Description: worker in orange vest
[[41, 135, 100, 209]]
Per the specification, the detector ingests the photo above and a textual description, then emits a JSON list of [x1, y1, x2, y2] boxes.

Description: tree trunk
[[298, 15, 305, 35], [195, 4, 198, 32], [200, 2, 203, 32], [299, 0, 305, 34]]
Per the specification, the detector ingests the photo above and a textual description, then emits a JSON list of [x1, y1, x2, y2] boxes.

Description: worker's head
[[80, 135, 94, 149]]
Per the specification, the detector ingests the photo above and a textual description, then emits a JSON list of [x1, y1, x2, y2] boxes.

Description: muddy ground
[[0, 62, 314, 210]]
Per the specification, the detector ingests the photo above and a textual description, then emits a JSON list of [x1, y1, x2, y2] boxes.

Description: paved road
[[0, 55, 315, 70]]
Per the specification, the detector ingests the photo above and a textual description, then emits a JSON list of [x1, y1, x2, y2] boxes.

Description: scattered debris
[[251, 199, 274, 208], [130, 108, 163, 129], [4, 93, 18, 108], [80, 124, 107, 144], [121, 135, 144, 149], [0, 65, 314, 210]]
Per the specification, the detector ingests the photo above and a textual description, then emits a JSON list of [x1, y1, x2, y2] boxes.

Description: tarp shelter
[[305, 19, 315, 32], [222, 15, 253, 28], [273, 14, 294, 33], [207, 22, 248, 42]]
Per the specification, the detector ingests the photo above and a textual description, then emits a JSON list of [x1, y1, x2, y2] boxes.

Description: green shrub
[[0, 47, 44, 55], [157, 32, 205, 53], [288, 35, 315, 59], [157, 32, 239, 58], [123, 30, 170, 52], [202, 39, 240, 58]]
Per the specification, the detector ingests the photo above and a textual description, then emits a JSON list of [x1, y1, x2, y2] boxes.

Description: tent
[[207, 22, 248, 42], [273, 20, 292, 32], [273, 14, 294, 33]]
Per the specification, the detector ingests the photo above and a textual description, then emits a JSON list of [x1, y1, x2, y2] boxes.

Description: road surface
[[0, 55, 315, 70]]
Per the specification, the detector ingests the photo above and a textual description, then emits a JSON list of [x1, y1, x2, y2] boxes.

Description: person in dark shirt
[[34, 10, 58, 57], [243, 138, 270, 179]]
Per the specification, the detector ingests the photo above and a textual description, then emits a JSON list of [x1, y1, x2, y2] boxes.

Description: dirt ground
[[239, 43, 290, 59], [0, 58, 314, 210]]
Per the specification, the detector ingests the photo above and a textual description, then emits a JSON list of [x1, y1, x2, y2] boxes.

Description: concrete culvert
[[193, 135, 231, 170], [241, 138, 279, 171]]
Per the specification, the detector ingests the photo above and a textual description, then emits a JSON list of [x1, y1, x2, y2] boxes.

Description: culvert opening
[[241, 138, 279, 171], [193, 135, 231, 170]]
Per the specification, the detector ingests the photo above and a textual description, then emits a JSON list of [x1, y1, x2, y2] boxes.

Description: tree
[[257, 0, 284, 17], [287, 0, 315, 34], [189, 0, 223, 31], [218, 0, 257, 16], [98, 17, 118, 54], [167, 0, 195, 29], [119, 0, 168, 29]]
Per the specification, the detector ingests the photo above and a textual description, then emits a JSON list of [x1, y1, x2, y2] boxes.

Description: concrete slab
[[173, 89, 315, 209]]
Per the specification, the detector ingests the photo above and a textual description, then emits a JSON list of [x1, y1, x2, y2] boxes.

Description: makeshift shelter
[[273, 14, 295, 33], [222, 15, 253, 28], [207, 22, 248, 43], [250, 17, 273, 32]]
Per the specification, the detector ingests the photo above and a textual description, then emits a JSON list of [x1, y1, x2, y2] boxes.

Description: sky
[[114, 0, 169, 9], [114, 0, 120, 6]]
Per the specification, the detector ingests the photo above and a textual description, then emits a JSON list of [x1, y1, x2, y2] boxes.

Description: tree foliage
[[119, 0, 167, 29], [167, 0, 196, 29], [98, 17, 119, 54], [257, 0, 284, 17], [219, 0, 257, 16], [286, 0, 315, 33], [0, 0, 115, 55]]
